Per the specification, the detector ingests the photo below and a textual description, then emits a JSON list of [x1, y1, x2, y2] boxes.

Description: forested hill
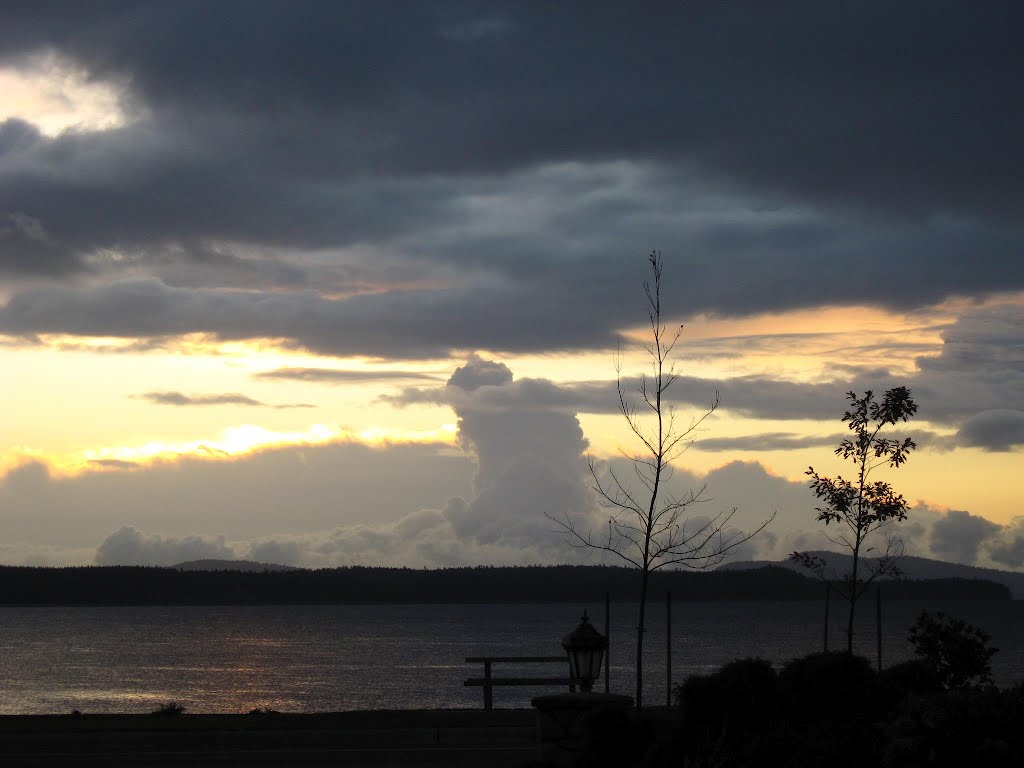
[[0, 564, 1010, 606]]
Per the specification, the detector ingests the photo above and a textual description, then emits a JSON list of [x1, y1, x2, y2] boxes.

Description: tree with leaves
[[548, 251, 774, 708], [908, 610, 998, 690], [791, 387, 918, 654]]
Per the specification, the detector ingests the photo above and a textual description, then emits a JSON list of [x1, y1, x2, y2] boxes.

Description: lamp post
[[535, 611, 629, 763], [561, 610, 607, 694]]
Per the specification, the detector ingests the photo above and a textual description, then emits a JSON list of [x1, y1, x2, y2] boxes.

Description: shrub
[[671, 659, 792, 768], [573, 706, 659, 768], [150, 701, 186, 716], [877, 658, 942, 697], [907, 610, 998, 689], [780, 651, 875, 719], [677, 657, 780, 729]]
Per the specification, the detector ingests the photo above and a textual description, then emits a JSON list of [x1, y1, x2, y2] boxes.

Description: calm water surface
[[1, 601, 1021, 714]]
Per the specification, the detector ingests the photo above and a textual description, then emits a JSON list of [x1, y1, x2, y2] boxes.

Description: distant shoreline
[[0, 563, 1012, 606]]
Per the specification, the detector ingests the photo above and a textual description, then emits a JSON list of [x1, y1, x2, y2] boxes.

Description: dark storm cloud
[[386, 301, 1024, 442], [0, 205, 79, 275], [138, 391, 313, 409], [2, 160, 1022, 355], [0, 1, 1022, 360], [2, 1, 1021, 217], [0, 277, 621, 356]]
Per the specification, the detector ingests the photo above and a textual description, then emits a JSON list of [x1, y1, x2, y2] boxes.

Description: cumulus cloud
[[978, 517, 1024, 569], [4, 350, 1018, 571], [440, 356, 594, 551], [447, 355, 513, 391], [95, 525, 235, 566], [246, 538, 307, 568], [989, 535, 1024, 569], [0, 442, 474, 548], [99, 457, 973, 571], [929, 510, 1002, 565], [957, 410, 1024, 451]]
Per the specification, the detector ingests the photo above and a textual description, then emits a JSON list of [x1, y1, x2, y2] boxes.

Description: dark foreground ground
[[0, 710, 537, 767]]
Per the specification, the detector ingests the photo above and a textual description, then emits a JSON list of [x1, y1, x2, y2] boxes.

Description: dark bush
[[150, 701, 186, 716], [572, 706, 660, 768], [576, 639, 1018, 768], [873, 658, 943, 714], [885, 684, 1024, 768], [908, 610, 998, 689], [877, 658, 941, 695], [677, 657, 780, 729], [780, 651, 875, 719], [669, 659, 795, 768]]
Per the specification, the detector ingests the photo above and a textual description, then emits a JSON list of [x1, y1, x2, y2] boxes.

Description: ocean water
[[0, 600, 1021, 714]]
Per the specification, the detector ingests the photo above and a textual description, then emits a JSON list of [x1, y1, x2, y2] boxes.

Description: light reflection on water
[[0, 601, 1020, 714]]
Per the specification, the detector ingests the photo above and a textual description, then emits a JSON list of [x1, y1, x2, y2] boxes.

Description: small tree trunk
[[635, 568, 649, 709], [846, 547, 860, 654], [846, 596, 856, 654]]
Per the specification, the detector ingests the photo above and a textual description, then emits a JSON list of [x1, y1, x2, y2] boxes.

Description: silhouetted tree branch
[[547, 251, 774, 708], [791, 387, 918, 654]]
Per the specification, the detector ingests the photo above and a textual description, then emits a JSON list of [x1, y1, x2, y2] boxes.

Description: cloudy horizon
[[1, 2, 1021, 572]]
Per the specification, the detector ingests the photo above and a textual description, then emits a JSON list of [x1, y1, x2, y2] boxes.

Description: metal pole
[[823, 584, 831, 653], [666, 590, 672, 708], [484, 659, 492, 711], [604, 591, 610, 694], [876, 586, 882, 672]]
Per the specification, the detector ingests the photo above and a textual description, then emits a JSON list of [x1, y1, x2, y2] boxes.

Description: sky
[[0, 1, 1022, 572]]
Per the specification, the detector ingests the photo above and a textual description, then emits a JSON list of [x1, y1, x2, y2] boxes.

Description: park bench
[[464, 656, 575, 710]]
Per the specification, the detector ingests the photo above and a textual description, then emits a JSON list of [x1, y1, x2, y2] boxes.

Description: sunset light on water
[[0, 4, 1022, 763]]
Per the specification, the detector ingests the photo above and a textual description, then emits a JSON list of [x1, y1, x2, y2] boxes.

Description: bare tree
[[791, 387, 918, 654], [548, 251, 774, 708]]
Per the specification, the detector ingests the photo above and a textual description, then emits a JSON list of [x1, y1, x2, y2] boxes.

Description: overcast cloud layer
[[1, 2, 1023, 358], [1, 4, 1021, 570]]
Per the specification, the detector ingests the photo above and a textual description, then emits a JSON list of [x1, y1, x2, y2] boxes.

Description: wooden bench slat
[[465, 677, 571, 687], [464, 655, 574, 709], [464, 656, 565, 663]]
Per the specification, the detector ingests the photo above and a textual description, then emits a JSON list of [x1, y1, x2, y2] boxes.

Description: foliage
[[874, 658, 942, 703], [572, 706, 662, 768], [791, 387, 917, 653], [677, 657, 780, 728], [881, 682, 1024, 768], [780, 651, 876, 720], [669, 654, 882, 768], [547, 251, 773, 707], [577, 638, 1020, 767], [908, 610, 999, 689], [150, 701, 186, 716]]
